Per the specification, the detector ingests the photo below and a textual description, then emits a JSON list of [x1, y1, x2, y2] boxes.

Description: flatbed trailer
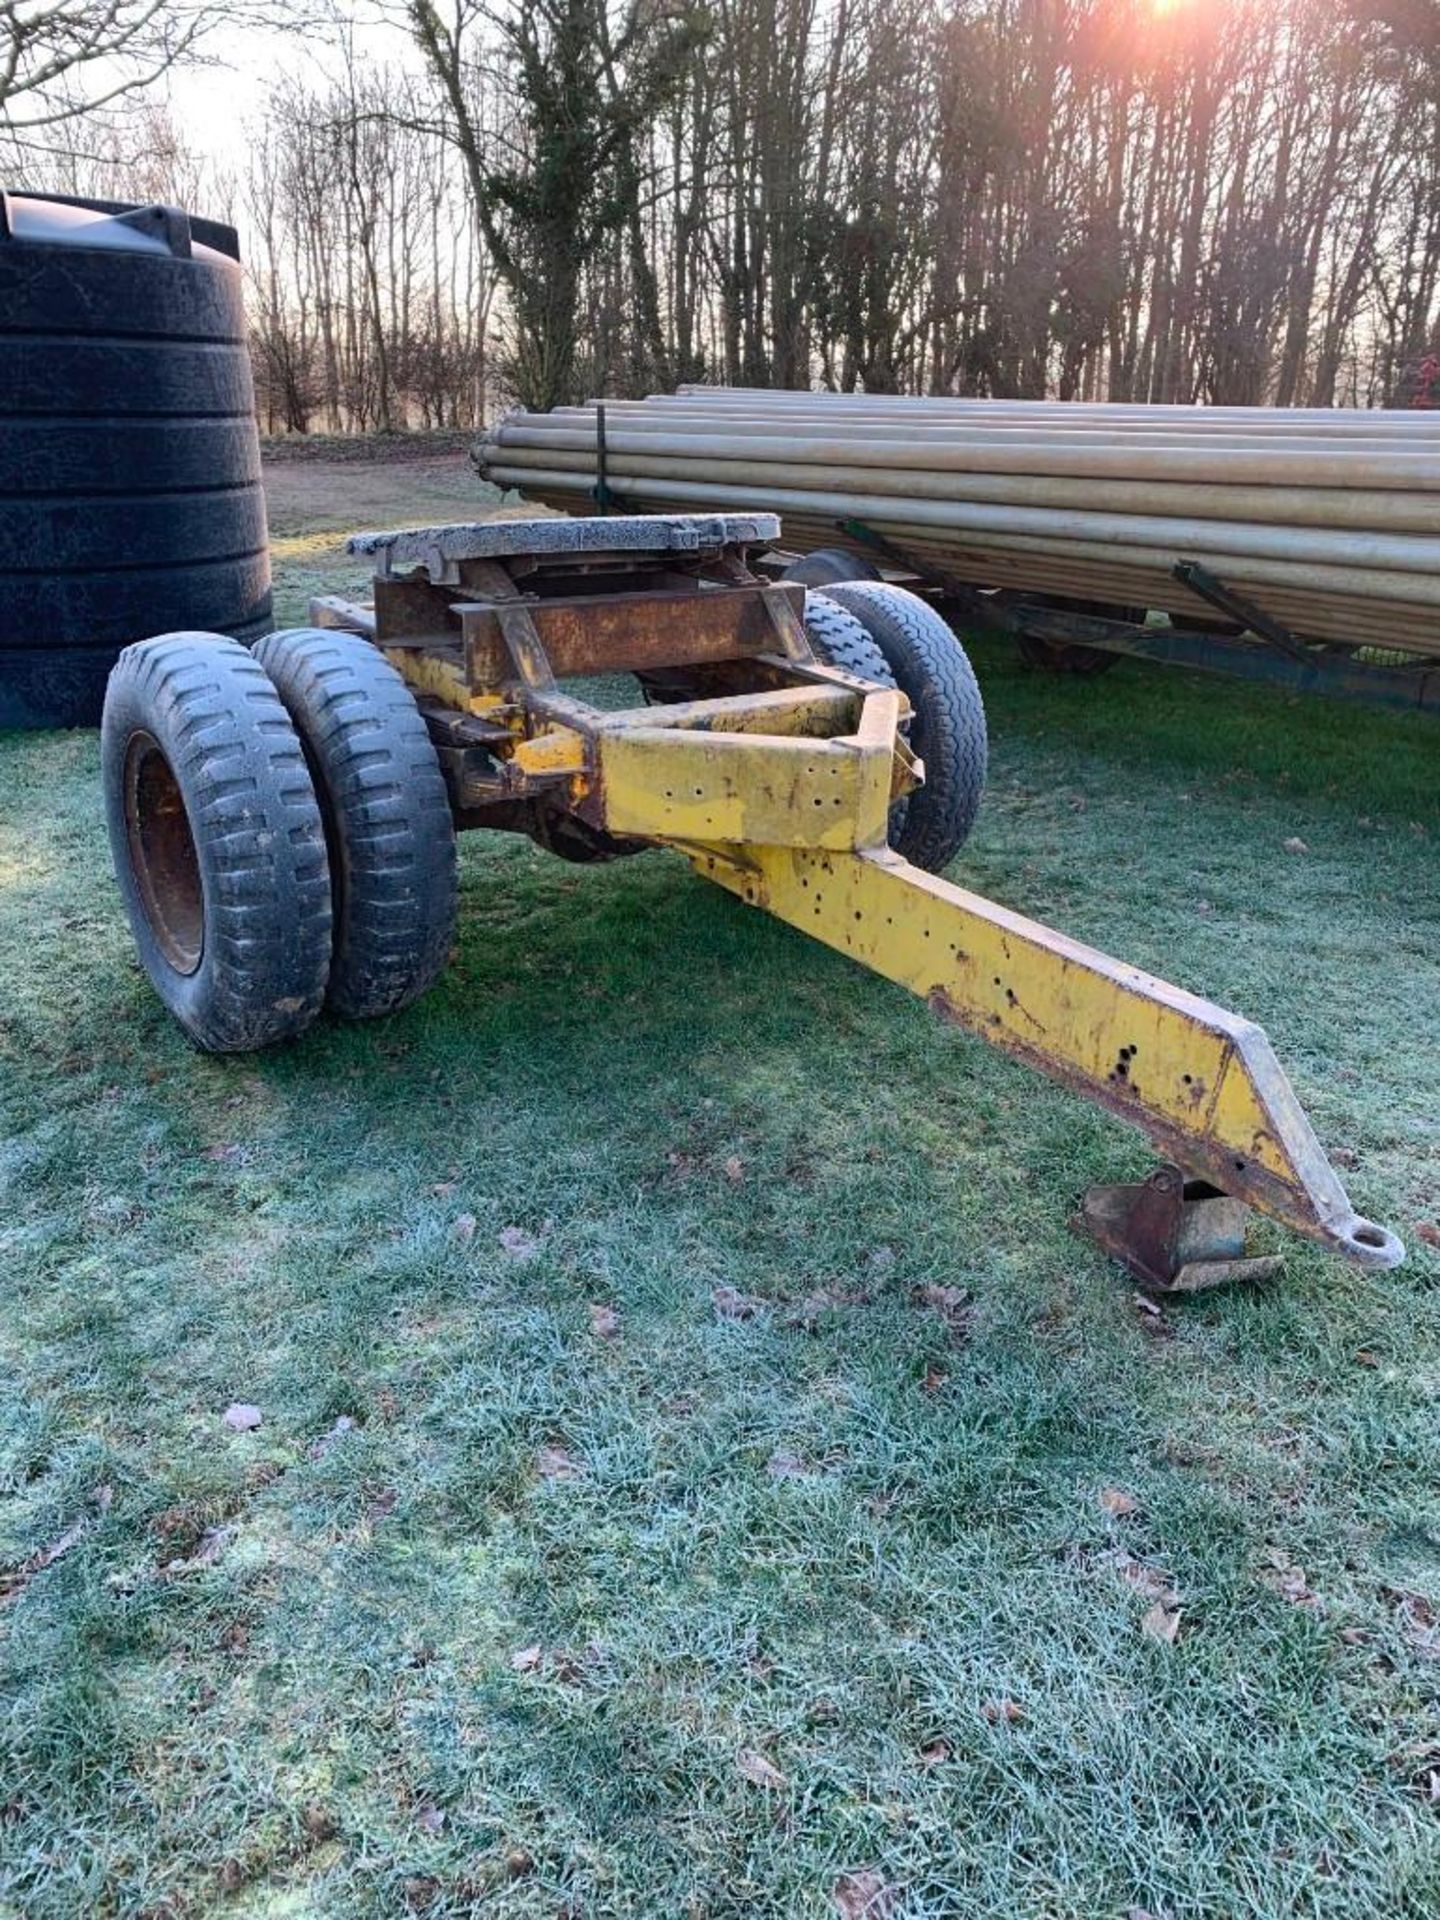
[[100, 512, 1404, 1290]]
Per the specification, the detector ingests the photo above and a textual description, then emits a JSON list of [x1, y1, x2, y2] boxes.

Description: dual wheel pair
[[102, 628, 457, 1054], [102, 582, 986, 1056], [798, 577, 988, 876]]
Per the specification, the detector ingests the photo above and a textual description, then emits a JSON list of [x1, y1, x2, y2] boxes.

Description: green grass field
[[2, 459, 1438, 1918]]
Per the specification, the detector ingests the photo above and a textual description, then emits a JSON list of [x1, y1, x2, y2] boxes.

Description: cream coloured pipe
[[486, 469, 1440, 618], [480, 463, 1440, 585], [491, 417, 1440, 488], [663, 387, 1440, 430], [487, 441, 1440, 532]]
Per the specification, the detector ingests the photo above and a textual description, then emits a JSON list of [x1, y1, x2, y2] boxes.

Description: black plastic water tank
[[0, 191, 272, 728]]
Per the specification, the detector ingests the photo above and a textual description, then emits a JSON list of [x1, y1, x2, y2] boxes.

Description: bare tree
[[23, 0, 1437, 421], [0, 1, 223, 141]]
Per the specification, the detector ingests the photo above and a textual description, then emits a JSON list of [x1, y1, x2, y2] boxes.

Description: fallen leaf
[[1099, 1486, 1139, 1518], [1386, 1586, 1437, 1629], [504, 1847, 533, 1878], [1099, 1548, 1178, 1605], [736, 1746, 787, 1789], [789, 1284, 869, 1329], [981, 1697, 1024, 1725], [916, 1281, 968, 1315], [766, 1448, 808, 1480], [302, 1802, 337, 1841], [713, 1284, 760, 1321], [918, 1738, 951, 1767], [414, 1804, 445, 1834], [1283, 836, 1310, 854], [723, 1155, 744, 1183], [1132, 1293, 1162, 1318], [1340, 1625, 1370, 1646], [223, 1403, 262, 1432], [537, 1444, 581, 1482], [309, 1415, 357, 1459], [1384, 1585, 1439, 1654], [0, 1494, 99, 1601], [429, 1178, 457, 1198], [1141, 1601, 1182, 1644], [163, 1525, 234, 1576], [833, 1868, 900, 1918], [450, 1212, 477, 1243], [1418, 1224, 1440, 1250], [1262, 1548, 1318, 1607], [499, 1225, 541, 1259], [1331, 1147, 1359, 1170], [915, 1282, 973, 1336], [589, 1303, 620, 1339], [921, 1365, 947, 1395], [511, 1643, 543, 1673]]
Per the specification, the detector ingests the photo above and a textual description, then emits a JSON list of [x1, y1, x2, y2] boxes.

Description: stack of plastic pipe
[[476, 388, 1440, 653]]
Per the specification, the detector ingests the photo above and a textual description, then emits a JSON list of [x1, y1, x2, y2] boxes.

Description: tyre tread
[[822, 582, 987, 872], [252, 629, 458, 1019], [101, 632, 332, 1051]]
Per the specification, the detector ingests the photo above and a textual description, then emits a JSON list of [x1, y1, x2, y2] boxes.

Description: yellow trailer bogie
[[104, 511, 1404, 1286]]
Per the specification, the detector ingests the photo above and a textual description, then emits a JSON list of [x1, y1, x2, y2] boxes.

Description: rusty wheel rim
[[123, 730, 204, 975]]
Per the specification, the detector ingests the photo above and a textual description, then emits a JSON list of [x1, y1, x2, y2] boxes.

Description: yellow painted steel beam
[[689, 841, 1403, 1271], [597, 694, 900, 850]]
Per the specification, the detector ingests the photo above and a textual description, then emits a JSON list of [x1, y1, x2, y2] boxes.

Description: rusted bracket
[[1172, 559, 1312, 663], [1076, 1165, 1284, 1292], [308, 593, 377, 637]]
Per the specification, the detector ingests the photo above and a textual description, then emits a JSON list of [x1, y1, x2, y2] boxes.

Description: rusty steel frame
[[313, 517, 1405, 1283]]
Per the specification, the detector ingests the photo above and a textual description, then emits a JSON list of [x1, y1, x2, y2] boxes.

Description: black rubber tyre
[[252, 629, 458, 1020], [781, 547, 882, 588], [1011, 593, 1142, 675], [806, 590, 912, 849], [101, 633, 332, 1052], [1015, 633, 1120, 676], [804, 592, 896, 688], [822, 581, 987, 872]]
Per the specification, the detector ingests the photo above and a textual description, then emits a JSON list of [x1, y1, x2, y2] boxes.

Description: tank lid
[[0, 190, 240, 262]]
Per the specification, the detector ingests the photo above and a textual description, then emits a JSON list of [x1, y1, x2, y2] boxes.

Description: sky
[[158, 10, 413, 177]]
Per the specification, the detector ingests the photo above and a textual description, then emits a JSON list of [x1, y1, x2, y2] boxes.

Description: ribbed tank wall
[[0, 192, 272, 728]]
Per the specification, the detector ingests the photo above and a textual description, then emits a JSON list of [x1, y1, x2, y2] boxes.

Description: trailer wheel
[[1012, 594, 1140, 675], [1015, 634, 1119, 676], [252, 628, 457, 1020], [781, 547, 881, 588], [804, 591, 896, 688], [101, 632, 332, 1052], [822, 582, 987, 873], [806, 591, 912, 848]]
